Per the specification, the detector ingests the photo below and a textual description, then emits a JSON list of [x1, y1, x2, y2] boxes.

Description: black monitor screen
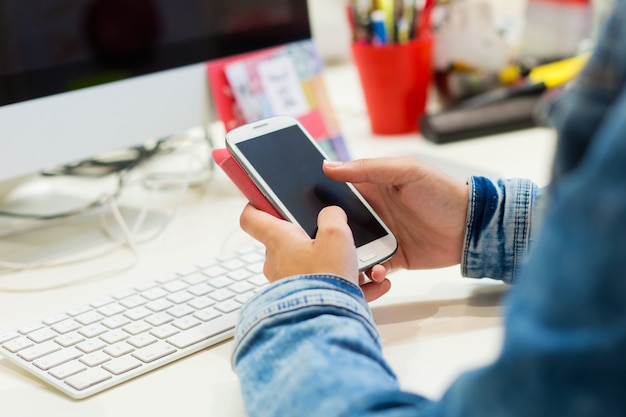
[[0, 0, 310, 107]]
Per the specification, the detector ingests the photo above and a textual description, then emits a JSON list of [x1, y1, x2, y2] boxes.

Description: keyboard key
[[78, 324, 108, 338], [75, 311, 105, 326], [104, 342, 134, 358], [172, 317, 201, 331], [150, 324, 179, 339], [98, 303, 126, 317], [28, 328, 58, 343], [18, 322, 44, 335], [194, 308, 220, 322], [100, 330, 129, 344], [132, 341, 176, 363], [80, 351, 110, 367], [52, 320, 81, 335], [3, 337, 34, 353], [42, 314, 70, 326], [18, 341, 61, 361], [127, 334, 157, 349], [34, 348, 82, 371], [209, 289, 235, 302], [123, 322, 151, 335], [144, 312, 173, 327], [55, 333, 85, 348], [65, 368, 112, 391], [188, 296, 215, 310], [166, 314, 237, 349], [76, 339, 107, 354], [215, 299, 242, 314], [0, 331, 19, 345], [49, 360, 86, 379]]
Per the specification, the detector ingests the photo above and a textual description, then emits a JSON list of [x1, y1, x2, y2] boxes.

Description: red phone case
[[211, 147, 283, 219]]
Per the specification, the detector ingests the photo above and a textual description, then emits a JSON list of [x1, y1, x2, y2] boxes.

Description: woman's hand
[[323, 157, 469, 273], [240, 204, 360, 286]]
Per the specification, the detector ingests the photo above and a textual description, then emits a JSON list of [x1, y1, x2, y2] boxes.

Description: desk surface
[[0, 62, 556, 416]]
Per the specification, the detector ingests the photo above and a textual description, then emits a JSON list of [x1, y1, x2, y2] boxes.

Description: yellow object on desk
[[498, 53, 591, 88], [527, 53, 591, 88]]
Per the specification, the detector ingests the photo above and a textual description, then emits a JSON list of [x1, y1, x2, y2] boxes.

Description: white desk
[[0, 62, 556, 416]]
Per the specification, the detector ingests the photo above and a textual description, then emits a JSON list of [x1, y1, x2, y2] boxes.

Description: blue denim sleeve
[[232, 275, 429, 417], [462, 176, 543, 284]]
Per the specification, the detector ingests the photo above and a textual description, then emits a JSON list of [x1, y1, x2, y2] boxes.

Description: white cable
[[0, 132, 213, 290]]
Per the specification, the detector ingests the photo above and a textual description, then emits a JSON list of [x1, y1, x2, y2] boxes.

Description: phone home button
[[359, 252, 377, 263]]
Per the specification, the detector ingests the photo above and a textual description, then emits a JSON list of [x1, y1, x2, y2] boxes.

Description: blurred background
[[307, 0, 615, 141]]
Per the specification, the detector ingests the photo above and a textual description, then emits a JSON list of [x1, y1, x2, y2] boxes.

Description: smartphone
[[225, 115, 397, 271]]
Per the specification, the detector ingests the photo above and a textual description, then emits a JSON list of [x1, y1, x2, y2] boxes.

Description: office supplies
[[399, 0, 417, 41], [0, 243, 268, 399], [370, 9, 389, 45], [452, 79, 547, 110], [447, 53, 590, 110], [352, 34, 433, 134], [374, 0, 395, 42], [350, 0, 374, 44], [347, 0, 433, 45], [420, 93, 543, 144]]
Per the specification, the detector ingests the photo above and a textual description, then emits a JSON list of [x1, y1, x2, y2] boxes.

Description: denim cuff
[[232, 275, 378, 365], [462, 176, 538, 284]]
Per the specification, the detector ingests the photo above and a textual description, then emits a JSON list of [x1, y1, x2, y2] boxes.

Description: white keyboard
[[0, 243, 267, 399]]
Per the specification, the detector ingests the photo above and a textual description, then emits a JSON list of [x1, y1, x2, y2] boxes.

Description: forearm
[[461, 176, 544, 283], [232, 276, 406, 417]]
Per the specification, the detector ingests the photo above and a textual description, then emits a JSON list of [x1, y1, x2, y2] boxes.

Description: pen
[[351, 0, 374, 44], [417, 0, 434, 38], [375, 0, 395, 42], [400, 0, 417, 40], [397, 17, 410, 43], [454, 54, 591, 110], [370, 9, 388, 45]]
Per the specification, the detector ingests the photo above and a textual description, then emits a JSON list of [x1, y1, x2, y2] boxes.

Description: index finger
[[323, 157, 427, 185]]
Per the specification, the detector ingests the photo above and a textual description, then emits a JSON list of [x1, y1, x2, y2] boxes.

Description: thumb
[[315, 206, 353, 245], [314, 206, 359, 281]]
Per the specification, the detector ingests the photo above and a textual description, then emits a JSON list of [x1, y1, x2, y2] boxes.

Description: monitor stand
[[0, 173, 168, 271]]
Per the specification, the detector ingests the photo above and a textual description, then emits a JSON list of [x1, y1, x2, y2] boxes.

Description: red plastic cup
[[351, 35, 433, 135]]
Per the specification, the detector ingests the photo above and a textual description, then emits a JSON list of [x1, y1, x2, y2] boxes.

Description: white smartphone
[[225, 115, 397, 271]]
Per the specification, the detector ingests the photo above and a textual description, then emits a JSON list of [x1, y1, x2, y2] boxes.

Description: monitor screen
[[0, 0, 311, 183]]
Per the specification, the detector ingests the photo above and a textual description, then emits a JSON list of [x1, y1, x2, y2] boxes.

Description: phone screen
[[235, 125, 388, 247]]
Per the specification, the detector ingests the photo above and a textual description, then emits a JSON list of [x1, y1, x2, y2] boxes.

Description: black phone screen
[[236, 125, 388, 247]]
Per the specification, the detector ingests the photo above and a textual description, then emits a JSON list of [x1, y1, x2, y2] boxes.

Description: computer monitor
[[0, 0, 311, 193]]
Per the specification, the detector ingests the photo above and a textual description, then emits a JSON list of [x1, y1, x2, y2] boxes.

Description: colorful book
[[206, 39, 350, 161]]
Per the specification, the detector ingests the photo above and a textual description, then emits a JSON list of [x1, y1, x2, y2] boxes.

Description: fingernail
[[323, 160, 344, 168]]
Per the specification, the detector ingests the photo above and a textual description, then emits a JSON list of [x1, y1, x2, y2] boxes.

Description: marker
[[401, 0, 417, 40], [397, 17, 410, 43], [375, 0, 395, 42], [455, 54, 591, 110], [370, 9, 388, 45]]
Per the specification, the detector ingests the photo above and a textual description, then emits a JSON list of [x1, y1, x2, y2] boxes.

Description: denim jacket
[[232, 2, 626, 416]]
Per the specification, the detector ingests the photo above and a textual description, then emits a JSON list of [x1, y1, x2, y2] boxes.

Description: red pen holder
[[352, 35, 433, 135]]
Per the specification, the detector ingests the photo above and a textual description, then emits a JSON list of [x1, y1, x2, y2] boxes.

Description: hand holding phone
[[224, 115, 397, 271]]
